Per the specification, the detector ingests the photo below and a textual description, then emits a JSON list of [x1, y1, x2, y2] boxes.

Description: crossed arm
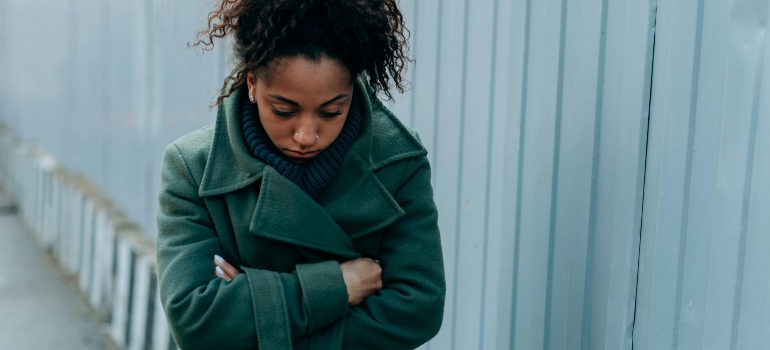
[[213, 254, 383, 306]]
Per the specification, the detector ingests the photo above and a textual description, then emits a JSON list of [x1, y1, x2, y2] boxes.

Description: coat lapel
[[318, 151, 405, 239], [198, 87, 265, 197], [250, 166, 362, 259]]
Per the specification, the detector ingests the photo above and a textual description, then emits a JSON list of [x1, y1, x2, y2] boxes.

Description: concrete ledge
[[0, 125, 177, 350]]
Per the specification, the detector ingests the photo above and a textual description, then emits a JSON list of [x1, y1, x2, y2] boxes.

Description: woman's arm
[[340, 156, 446, 348], [156, 144, 352, 349], [214, 255, 383, 306]]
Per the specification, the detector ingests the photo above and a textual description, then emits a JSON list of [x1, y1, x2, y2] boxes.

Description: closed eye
[[320, 110, 343, 118], [272, 108, 295, 117]]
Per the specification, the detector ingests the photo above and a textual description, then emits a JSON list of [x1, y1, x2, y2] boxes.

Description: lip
[[284, 150, 319, 158]]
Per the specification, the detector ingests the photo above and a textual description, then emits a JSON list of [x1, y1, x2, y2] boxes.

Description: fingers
[[214, 255, 239, 282], [215, 265, 232, 282], [340, 257, 386, 305]]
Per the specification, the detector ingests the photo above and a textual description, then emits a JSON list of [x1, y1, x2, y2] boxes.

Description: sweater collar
[[238, 85, 363, 199]]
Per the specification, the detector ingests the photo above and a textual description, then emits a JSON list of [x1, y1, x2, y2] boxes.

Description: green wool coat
[[156, 78, 446, 350]]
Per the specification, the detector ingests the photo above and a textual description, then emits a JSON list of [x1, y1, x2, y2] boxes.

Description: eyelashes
[[272, 108, 294, 117], [320, 111, 343, 118], [271, 108, 343, 118]]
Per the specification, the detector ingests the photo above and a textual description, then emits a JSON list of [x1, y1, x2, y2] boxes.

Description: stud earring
[[249, 95, 255, 102]]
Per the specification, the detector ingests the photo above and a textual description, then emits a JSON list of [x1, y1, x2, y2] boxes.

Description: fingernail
[[216, 266, 225, 276], [214, 255, 224, 264]]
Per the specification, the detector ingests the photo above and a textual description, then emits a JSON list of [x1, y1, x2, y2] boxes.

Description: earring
[[249, 95, 255, 102]]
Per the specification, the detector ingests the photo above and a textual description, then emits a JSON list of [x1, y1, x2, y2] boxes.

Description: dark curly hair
[[191, 0, 411, 106]]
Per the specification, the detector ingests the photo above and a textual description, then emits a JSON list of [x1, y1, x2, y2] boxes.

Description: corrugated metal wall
[[2, 0, 770, 349], [387, 1, 517, 348], [633, 0, 770, 349], [498, 0, 655, 348]]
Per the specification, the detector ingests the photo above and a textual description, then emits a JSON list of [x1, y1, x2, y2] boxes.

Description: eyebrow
[[267, 94, 349, 107]]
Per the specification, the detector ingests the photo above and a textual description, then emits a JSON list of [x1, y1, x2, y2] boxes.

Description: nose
[[293, 121, 319, 148]]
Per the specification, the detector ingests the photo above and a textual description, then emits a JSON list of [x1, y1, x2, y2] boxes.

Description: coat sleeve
[[339, 156, 446, 348], [156, 144, 349, 350]]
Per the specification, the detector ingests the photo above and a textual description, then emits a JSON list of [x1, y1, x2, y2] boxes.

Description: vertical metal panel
[[71, 0, 110, 191], [385, 0, 518, 348], [144, 0, 226, 238], [105, 0, 149, 233], [634, 0, 770, 349], [0, 0, 7, 121], [1, 0, 70, 158], [496, 0, 655, 348], [424, 1, 467, 347]]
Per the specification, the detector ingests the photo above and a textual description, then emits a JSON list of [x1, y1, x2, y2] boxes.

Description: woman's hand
[[340, 258, 383, 306], [214, 255, 240, 282]]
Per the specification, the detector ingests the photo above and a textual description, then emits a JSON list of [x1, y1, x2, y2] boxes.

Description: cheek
[[257, 112, 292, 140], [320, 117, 347, 138]]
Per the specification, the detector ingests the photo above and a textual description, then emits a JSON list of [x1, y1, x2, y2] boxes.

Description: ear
[[246, 73, 257, 97]]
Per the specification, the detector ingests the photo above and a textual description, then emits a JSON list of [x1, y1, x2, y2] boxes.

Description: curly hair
[[191, 0, 411, 106]]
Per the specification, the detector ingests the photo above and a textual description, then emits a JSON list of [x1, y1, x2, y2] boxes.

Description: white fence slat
[[111, 236, 133, 348], [89, 208, 113, 312], [129, 254, 152, 350], [66, 189, 83, 274], [152, 289, 172, 350], [78, 198, 96, 293]]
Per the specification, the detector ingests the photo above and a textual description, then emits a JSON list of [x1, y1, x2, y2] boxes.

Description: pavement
[[0, 189, 118, 350]]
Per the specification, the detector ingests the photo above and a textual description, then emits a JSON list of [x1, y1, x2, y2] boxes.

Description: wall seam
[[729, 16, 766, 347], [477, 0, 500, 347], [430, 0, 443, 190], [631, 0, 659, 348], [581, 0, 610, 346], [508, 0, 532, 347], [543, 0, 569, 346], [449, 0, 471, 347]]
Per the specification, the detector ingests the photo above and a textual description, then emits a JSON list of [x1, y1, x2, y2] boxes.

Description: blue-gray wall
[[1, 0, 769, 349], [634, 0, 770, 349], [497, 0, 655, 348]]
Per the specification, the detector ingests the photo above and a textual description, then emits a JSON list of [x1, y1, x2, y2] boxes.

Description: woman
[[156, 0, 445, 349]]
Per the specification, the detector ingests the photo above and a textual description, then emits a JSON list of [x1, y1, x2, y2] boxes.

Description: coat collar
[[197, 77, 424, 257], [199, 77, 381, 198]]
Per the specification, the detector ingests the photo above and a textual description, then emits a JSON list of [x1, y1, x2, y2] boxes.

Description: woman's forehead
[[257, 57, 354, 105]]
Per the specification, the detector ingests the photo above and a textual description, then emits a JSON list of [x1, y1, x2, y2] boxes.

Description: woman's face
[[247, 56, 355, 164]]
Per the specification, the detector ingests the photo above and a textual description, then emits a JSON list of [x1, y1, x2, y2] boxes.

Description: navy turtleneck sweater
[[239, 89, 362, 199]]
